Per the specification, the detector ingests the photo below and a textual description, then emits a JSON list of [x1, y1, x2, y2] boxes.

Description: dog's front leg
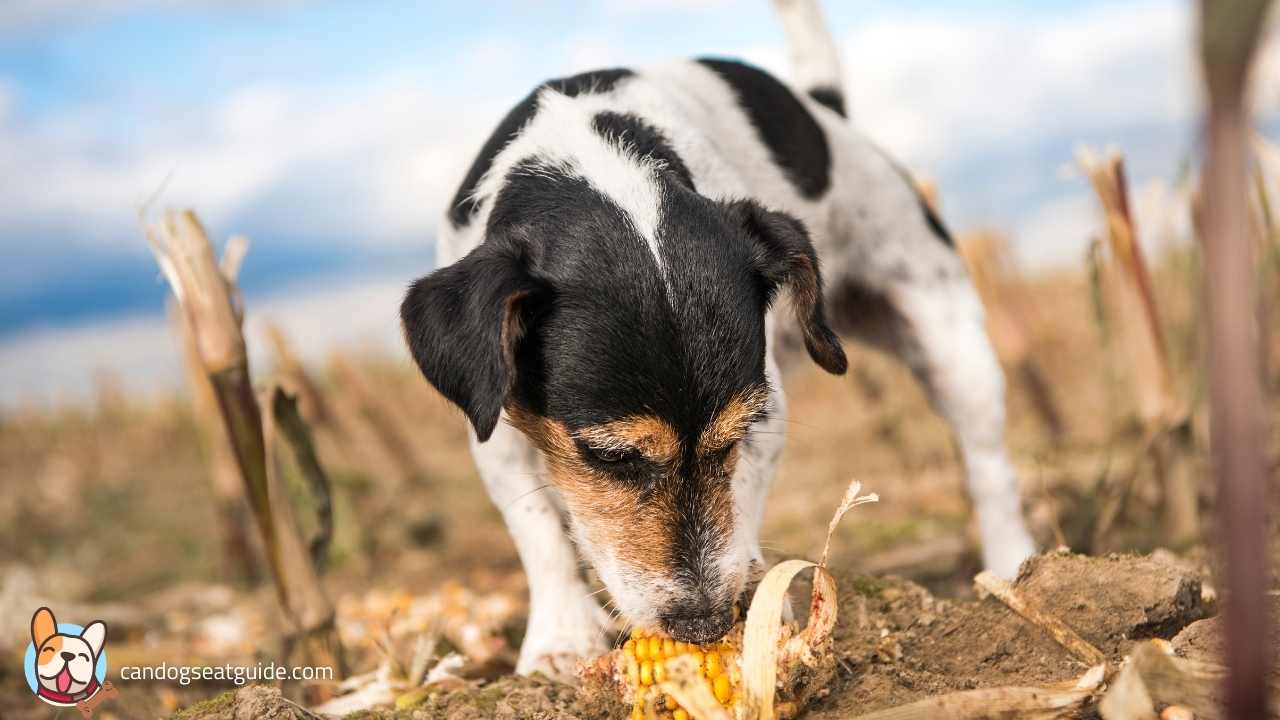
[[732, 355, 790, 614], [470, 415, 611, 679]]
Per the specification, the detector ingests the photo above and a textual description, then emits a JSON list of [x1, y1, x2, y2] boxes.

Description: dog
[[30, 607, 107, 706], [401, 0, 1036, 676]]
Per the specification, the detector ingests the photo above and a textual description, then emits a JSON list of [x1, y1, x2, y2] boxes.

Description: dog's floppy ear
[[728, 199, 847, 375], [401, 243, 544, 441], [80, 621, 106, 657], [31, 607, 57, 649]]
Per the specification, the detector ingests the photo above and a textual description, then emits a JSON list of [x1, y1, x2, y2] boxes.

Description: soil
[[164, 550, 1218, 719]]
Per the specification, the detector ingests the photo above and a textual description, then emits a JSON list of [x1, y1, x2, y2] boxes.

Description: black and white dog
[[402, 0, 1035, 677]]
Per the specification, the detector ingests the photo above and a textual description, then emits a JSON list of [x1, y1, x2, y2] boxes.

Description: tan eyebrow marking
[[698, 385, 770, 453], [503, 404, 675, 575], [574, 415, 681, 465]]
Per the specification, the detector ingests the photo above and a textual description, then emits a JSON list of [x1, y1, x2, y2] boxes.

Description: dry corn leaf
[[820, 479, 880, 569]]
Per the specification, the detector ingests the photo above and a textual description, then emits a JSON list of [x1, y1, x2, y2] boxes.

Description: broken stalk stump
[[146, 209, 343, 686]]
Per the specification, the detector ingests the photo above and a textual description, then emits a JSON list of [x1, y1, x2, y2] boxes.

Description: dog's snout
[[60, 651, 74, 661], [660, 605, 735, 645]]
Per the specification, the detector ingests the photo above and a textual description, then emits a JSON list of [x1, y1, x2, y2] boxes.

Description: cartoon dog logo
[[24, 607, 108, 707]]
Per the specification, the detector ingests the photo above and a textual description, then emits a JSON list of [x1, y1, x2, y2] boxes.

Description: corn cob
[[580, 613, 826, 720], [622, 627, 742, 719], [580, 481, 876, 720]]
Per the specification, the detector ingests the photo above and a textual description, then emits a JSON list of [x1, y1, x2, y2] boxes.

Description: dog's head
[[403, 126, 845, 643], [31, 607, 105, 698]]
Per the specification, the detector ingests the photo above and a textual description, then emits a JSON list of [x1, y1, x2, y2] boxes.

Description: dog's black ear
[[400, 243, 543, 441], [728, 199, 847, 375]]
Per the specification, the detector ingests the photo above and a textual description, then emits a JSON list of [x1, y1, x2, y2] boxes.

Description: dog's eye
[[708, 440, 738, 464], [79, 653, 89, 662], [585, 445, 637, 466], [40, 647, 53, 655]]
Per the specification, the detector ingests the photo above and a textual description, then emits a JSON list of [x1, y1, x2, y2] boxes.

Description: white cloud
[[603, 0, 733, 14], [0, 70, 496, 250], [0, 0, 305, 32], [834, 1, 1197, 170]]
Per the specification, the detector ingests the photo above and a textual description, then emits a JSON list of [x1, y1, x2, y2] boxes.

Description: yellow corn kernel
[[622, 629, 741, 716], [704, 651, 721, 678], [713, 673, 731, 704]]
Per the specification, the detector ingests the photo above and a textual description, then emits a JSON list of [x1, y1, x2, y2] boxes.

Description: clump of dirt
[[1010, 550, 1211, 656], [1171, 594, 1280, 670], [806, 550, 1211, 718]]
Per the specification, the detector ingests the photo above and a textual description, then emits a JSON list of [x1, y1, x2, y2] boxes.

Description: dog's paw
[[981, 525, 1037, 579], [515, 598, 610, 682]]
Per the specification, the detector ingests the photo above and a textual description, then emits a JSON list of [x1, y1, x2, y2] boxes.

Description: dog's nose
[[60, 651, 74, 661], [660, 605, 735, 645]]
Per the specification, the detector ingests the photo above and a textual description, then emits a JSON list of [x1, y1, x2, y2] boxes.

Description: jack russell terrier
[[401, 0, 1036, 677]]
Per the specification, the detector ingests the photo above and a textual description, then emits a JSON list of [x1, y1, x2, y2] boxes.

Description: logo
[[24, 607, 117, 715]]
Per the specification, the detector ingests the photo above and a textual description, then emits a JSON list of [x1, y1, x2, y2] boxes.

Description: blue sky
[[0, 0, 1277, 405]]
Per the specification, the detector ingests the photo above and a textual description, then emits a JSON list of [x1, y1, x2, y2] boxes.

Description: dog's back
[[437, 58, 848, 270]]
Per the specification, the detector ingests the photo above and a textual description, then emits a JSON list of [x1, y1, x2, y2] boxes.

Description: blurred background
[[1, 2, 1278, 718], [3, 0, 1278, 407]]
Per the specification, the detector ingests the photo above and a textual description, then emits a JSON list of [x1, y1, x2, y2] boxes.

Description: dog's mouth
[[39, 665, 84, 693]]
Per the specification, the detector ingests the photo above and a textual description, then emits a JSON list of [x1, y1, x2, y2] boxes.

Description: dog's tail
[[772, 0, 846, 118]]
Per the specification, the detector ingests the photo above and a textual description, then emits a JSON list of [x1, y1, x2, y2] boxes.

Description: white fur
[[469, 89, 669, 281], [442, 41, 1035, 675], [465, 418, 611, 677]]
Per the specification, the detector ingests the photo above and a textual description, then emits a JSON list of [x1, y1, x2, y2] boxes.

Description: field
[[1, 222, 1277, 719]]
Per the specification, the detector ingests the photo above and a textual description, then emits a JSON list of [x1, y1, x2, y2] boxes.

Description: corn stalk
[[329, 352, 425, 489], [1198, 1, 1274, 717], [146, 209, 343, 685], [263, 384, 344, 684], [172, 296, 260, 585], [1077, 148, 1199, 549]]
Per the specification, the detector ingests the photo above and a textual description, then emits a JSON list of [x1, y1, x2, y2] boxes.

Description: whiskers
[[501, 477, 555, 512]]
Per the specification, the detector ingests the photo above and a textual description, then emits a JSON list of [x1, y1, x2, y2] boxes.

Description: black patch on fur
[[696, 58, 831, 198], [917, 197, 954, 246], [873, 145, 955, 247], [487, 163, 767, 439], [447, 68, 635, 227], [591, 111, 695, 190], [807, 85, 846, 117], [400, 239, 548, 441]]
